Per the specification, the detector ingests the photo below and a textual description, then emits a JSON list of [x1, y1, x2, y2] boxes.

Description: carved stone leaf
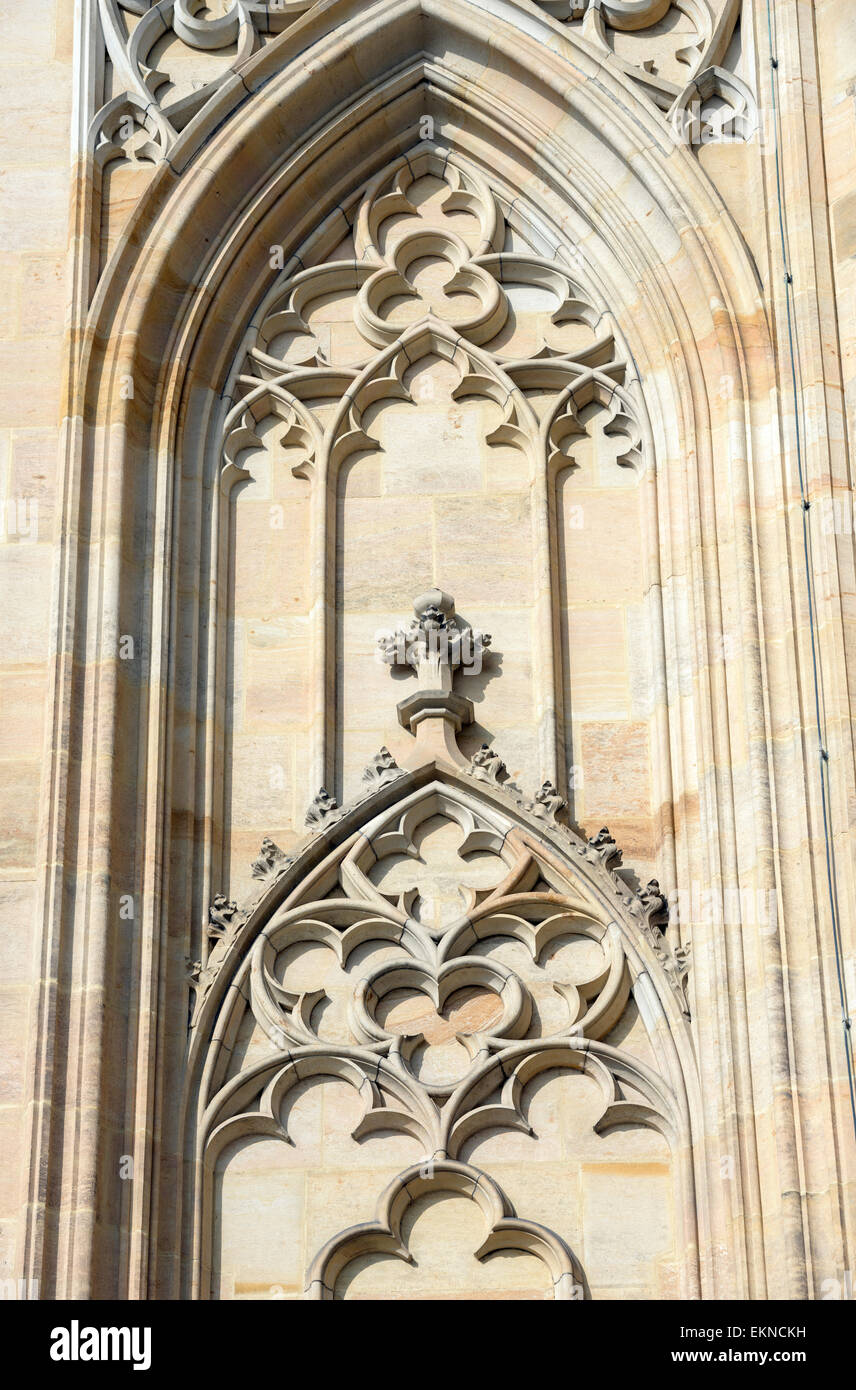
[[251, 837, 293, 883], [361, 747, 405, 791], [305, 787, 341, 830]]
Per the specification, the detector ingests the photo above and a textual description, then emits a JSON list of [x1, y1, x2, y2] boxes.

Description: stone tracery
[[91, 1, 752, 172], [305, 1160, 587, 1300], [220, 150, 646, 795], [534, 0, 748, 116], [93, 0, 314, 162], [188, 590, 691, 1299], [20, 0, 844, 1310]]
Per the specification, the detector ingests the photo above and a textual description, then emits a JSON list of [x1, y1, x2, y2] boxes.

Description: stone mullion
[[531, 433, 561, 791], [637, 407, 679, 914], [543, 448, 570, 802]]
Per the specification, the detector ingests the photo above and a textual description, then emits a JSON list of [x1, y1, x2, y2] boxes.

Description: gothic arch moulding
[[183, 590, 697, 1299], [31, 0, 841, 1304]]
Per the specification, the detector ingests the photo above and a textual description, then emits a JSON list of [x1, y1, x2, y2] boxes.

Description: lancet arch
[[30, 0, 831, 1304]]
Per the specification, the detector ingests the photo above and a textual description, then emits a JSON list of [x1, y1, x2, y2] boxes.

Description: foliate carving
[[186, 955, 217, 1015], [206, 894, 239, 945], [378, 589, 492, 683], [626, 875, 665, 927], [466, 754, 570, 829], [361, 747, 405, 792], [666, 941, 692, 1018], [251, 837, 292, 883], [465, 744, 585, 836], [379, 589, 494, 759], [190, 840, 300, 1024], [530, 780, 567, 825], [634, 877, 669, 926], [305, 787, 341, 830], [468, 743, 507, 786], [622, 877, 691, 1019], [585, 826, 621, 867], [640, 925, 691, 1022], [495, 777, 570, 826], [190, 893, 251, 1022]]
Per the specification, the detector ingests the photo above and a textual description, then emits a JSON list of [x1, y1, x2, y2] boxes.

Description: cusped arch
[[306, 1159, 588, 1300], [40, 0, 792, 1303], [184, 756, 699, 1298]]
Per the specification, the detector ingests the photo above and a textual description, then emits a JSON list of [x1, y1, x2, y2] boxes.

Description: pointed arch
[[183, 756, 699, 1298], [30, 0, 830, 1305]]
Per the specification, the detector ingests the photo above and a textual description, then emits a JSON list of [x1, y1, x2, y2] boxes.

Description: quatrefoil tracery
[[198, 771, 685, 1299], [246, 811, 631, 1107], [367, 814, 507, 929], [96, 2, 747, 168], [222, 150, 645, 486]]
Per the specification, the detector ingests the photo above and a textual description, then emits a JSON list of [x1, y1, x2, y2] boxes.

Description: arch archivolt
[[91, 1, 749, 167], [39, 0, 804, 1303]]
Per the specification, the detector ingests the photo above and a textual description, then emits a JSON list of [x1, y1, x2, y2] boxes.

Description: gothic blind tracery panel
[[189, 593, 692, 1300], [221, 148, 660, 902]]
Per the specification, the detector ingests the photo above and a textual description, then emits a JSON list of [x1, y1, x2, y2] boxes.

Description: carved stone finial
[[378, 589, 492, 769], [378, 589, 491, 686], [306, 787, 341, 830], [413, 587, 456, 627]]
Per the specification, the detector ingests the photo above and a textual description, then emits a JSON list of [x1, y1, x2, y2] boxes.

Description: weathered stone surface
[[0, 0, 852, 1307]]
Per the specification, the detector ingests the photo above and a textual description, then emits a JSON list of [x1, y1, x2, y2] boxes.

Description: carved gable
[[187, 593, 691, 1300]]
